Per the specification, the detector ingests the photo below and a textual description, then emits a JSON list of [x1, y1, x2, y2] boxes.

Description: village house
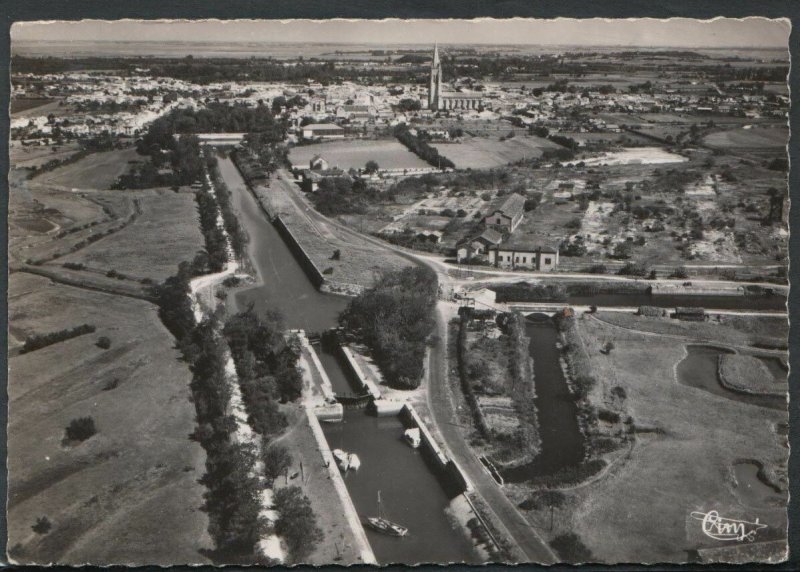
[[456, 228, 503, 262], [302, 123, 345, 139], [482, 192, 526, 233], [488, 241, 560, 271], [309, 154, 329, 171]]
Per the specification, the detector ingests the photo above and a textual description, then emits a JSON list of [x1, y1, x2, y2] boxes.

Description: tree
[[274, 486, 323, 562], [96, 336, 111, 349], [364, 160, 379, 174], [262, 442, 292, 486], [32, 516, 52, 535], [65, 417, 97, 442]]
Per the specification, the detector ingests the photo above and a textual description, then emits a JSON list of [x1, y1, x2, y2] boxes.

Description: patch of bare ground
[[7, 274, 211, 565], [520, 313, 788, 563]]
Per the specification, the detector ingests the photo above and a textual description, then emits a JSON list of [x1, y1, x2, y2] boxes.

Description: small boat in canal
[[403, 428, 421, 448], [348, 453, 361, 471], [364, 491, 408, 537], [332, 448, 350, 471]]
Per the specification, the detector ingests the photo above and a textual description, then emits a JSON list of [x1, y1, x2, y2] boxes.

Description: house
[[488, 242, 559, 271], [302, 123, 345, 139], [456, 228, 503, 262], [309, 155, 329, 171], [483, 193, 526, 233]]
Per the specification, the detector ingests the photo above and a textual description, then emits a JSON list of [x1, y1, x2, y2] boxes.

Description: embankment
[[305, 409, 377, 565]]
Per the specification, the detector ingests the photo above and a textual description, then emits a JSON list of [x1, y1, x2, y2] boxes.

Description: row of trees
[[340, 267, 438, 389], [153, 263, 320, 563], [393, 124, 455, 169]]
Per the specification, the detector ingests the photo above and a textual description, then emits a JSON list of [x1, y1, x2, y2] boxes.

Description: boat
[[364, 491, 408, 537], [348, 453, 361, 471], [403, 428, 421, 448], [332, 448, 350, 471]]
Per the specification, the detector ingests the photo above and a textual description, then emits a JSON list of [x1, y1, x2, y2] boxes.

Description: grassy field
[[7, 273, 211, 565], [431, 135, 560, 169], [718, 354, 786, 396], [289, 139, 430, 171], [508, 313, 788, 563], [59, 190, 203, 282], [34, 148, 142, 190], [703, 126, 788, 149]]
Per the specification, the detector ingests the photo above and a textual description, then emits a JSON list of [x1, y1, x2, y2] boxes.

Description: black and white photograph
[[5, 16, 792, 566]]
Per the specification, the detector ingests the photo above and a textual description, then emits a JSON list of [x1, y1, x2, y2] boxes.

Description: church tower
[[428, 43, 442, 110]]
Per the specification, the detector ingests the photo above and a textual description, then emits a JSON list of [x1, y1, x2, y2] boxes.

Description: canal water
[[675, 345, 786, 411], [219, 156, 479, 564], [566, 292, 786, 312], [500, 314, 585, 483]]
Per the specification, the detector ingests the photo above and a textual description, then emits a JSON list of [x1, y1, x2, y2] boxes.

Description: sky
[[12, 17, 791, 48]]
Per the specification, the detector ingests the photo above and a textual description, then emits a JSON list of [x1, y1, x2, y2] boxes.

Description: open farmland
[[506, 313, 788, 563], [432, 135, 560, 169], [58, 190, 204, 282], [33, 148, 142, 190], [703, 126, 788, 149], [10, 141, 84, 170], [7, 273, 211, 565], [289, 139, 430, 170]]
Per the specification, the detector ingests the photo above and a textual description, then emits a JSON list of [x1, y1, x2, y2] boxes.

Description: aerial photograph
[[6, 17, 791, 566]]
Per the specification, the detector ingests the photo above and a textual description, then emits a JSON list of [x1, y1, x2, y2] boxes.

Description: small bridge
[[334, 392, 373, 409]]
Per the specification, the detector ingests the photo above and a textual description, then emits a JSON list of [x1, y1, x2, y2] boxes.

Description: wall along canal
[[221, 156, 479, 564]]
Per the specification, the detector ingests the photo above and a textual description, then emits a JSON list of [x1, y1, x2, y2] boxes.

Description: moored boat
[[403, 427, 421, 448], [364, 491, 408, 537], [332, 448, 350, 471]]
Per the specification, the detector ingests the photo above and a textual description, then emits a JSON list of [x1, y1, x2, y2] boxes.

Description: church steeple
[[429, 43, 442, 110]]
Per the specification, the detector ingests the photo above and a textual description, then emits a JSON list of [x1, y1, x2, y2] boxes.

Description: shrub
[[550, 533, 595, 562], [32, 516, 52, 535], [670, 266, 689, 279], [222, 275, 242, 288], [331, 249, 341, 260], [598, 409, 620, 424], [96, 336, 112, 350], [62, 262, 86, 270], [518, 490, 566, 511], [65, 417, 97, 442], [618, 262, 648, 277]]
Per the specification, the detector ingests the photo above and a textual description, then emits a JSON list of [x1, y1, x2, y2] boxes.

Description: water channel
[[500, 314, 585, 483], [675, 345, 786, 411], [565, 292, 786, 312], [219, 156, 479, 564]]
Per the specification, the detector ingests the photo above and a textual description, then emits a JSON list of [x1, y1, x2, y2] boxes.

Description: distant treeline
[[340, 266, 438, 390]]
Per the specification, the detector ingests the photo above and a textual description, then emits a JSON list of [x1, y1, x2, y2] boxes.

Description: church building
[[428, 44, 483, 111]]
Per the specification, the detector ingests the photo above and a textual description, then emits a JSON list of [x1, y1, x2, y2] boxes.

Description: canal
[[219, 156, 479, 564], [500, 314, 585, 483]]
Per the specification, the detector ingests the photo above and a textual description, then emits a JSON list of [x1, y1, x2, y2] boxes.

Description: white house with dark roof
[[482, 193, 526, 233], [488, 241, 559, 271]]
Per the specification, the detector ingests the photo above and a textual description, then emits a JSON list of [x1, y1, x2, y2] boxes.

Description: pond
[[731, 461, 786, 509], [675, 345, 786, 411]]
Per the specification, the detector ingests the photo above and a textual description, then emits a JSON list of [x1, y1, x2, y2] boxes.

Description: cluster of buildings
[[456, 193, 560, 271]]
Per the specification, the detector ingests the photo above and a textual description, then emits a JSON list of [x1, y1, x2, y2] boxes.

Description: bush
[[618, 262, 648, 277], [96, 336, 112, 349], [62, 262, 86, 270], [518, 490, 566, 511], [670, 266, 689, 279], [65, 417, 97, 442], [550, 532, 595, 562], [32, 516, 52, 535]]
